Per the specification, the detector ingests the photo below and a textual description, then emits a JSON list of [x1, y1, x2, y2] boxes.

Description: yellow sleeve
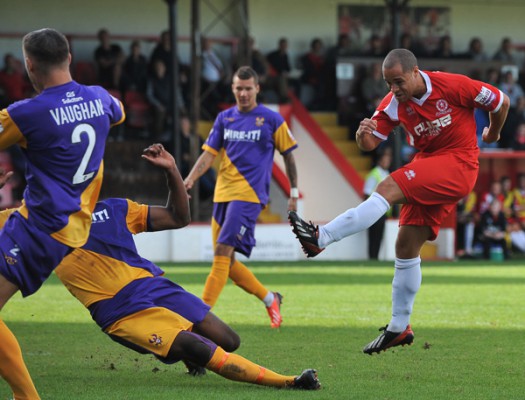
[[110, 100, 126, 127], [0, 208, 18, 228], [0, 109, 27, 149], [125, 199, 149, 234], [273, 121, 297, 154]]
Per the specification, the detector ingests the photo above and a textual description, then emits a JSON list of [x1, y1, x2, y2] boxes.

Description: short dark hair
[[383, 48, 417, 72], [23, 28, 69, 73], [233, 66, 259, 84]]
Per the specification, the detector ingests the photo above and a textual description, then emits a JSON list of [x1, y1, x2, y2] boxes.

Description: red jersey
[[372, 70, 504, 164]]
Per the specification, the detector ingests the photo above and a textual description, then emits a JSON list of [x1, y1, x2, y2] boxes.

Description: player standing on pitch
[[289, 48, 509, 354], [184, 66, 299, 328], [0, 28, 124, 399]]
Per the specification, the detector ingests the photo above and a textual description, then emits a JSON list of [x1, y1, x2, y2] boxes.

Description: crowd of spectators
[[456, 174, 525, 260], [2, 30, 525, 155]]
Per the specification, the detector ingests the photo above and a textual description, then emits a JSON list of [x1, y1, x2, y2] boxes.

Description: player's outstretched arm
[[142, 143, 191, 231], [183, 150, 216, 191], [483, 93, 510, 144]]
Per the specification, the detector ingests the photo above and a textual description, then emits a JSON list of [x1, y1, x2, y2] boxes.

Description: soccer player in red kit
[[289, 48, 510, 354]]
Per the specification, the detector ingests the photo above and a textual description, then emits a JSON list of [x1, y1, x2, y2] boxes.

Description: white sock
[[510, 230, 525, 252], [465, 222, 475, 253], [388, 257, 422, 332], [263, 291, 274, 307], [318, 192, 390, 248]]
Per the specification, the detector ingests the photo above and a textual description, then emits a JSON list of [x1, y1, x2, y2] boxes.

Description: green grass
[[1, 260, 525, 399]]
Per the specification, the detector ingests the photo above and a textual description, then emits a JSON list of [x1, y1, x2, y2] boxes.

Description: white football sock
[[510, 230, 525, 252], [388, 257, 422, 332], [465, 222, 475, 254], [318, 192, 390, 248], [263, 291, 274, 307]]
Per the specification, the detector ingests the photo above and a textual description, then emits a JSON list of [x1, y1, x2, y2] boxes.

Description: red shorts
[[390, 152, 478, 240]]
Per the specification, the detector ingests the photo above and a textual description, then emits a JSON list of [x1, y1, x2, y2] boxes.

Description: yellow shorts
[[105, 307, 193, 359]]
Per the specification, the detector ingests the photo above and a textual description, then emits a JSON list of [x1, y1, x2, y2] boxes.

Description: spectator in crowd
[[512, 173, 525, 227], [456, 191, 478, 258], [246, 36, 269, 86], [0, 54, 29, 107], [93, 28, 124, 89], [299, 38, 325, 110], [363, 146, 392, 259], [493, 37, 517, 64], [323, 33, 354, 110], [149, 30, 190, 109], [201, 36, 230, 117], [120, 40, 149, 95], [498, 70, 525, 147], [360, 62, 389, 114], [399, 33, 426, 58], [461, 37, 488, 61], [146, 59, 185, 141], [503, 174, 525, 254], [266, 37, 295, 103], [478, 199, 508, 260], [485, 67, 500, 86], [479, 180, 505, 215], [500, 175, 515, 219], [512, 120, 525, 150], [432, 35, 455, 59], [499, 70, 524, 108], [515, 95, 525, 121], [150, 30, 172, 74], [362, 34, 388, 57]]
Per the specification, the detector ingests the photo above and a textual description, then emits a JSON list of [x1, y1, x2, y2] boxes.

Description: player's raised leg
[[289, 192, 391, 258], [289, 176, 403, 258]]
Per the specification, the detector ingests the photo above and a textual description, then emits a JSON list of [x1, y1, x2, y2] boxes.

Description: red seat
[[107, 89, 122, 100], [72, 62, 97, 85], [124, 90, 150, 129]]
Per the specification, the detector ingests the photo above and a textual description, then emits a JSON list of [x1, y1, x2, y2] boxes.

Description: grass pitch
[[1, 260, 524, 399]]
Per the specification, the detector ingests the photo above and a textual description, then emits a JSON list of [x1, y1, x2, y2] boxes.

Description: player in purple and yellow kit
[[0, 144, 320, 392], [184, 66, 299, 328], [0, 28, 124, 399]]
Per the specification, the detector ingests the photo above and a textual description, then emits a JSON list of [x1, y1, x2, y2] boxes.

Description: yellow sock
[[206, 346, 295, 388], [202, 255, 231, 307], [229, 260, 268, 301], [0, 320, 40, 400]]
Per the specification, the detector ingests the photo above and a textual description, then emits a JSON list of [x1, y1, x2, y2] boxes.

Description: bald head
[[383, 48, 418, 73]]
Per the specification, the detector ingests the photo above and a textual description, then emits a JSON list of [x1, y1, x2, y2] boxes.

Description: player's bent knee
[[221, 331, 240, 352], [168, 331, 218, 366]]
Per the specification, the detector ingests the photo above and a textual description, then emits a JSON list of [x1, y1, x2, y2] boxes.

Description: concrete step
[[333, 139, 361, 156], [310, 111, 338, 126], [323, 126, 348, 141], [346, 156, 371, 171], [258, 206, 282, 223], [197, 120, 213, 139]]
